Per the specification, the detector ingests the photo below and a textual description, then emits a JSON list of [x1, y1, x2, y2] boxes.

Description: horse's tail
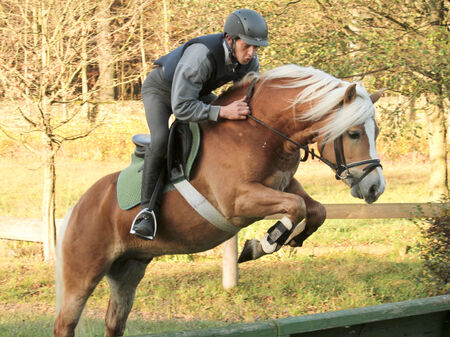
[[55, 206, 74, 314]]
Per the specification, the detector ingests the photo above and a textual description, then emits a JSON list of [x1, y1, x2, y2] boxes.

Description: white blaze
[[364, 118, 386, 188]]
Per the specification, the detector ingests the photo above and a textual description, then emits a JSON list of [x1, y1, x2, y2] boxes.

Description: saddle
[[117, 121, 201, 210]]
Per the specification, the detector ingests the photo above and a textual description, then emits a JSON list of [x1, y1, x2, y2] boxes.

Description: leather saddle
[[132, 120, 197, 183]]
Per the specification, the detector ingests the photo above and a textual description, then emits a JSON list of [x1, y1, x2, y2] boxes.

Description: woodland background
[[0, 0, 448, 261]]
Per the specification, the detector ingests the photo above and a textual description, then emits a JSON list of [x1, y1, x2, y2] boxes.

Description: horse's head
[[314, 84, 386, 204], [239, 65, 386, 203]]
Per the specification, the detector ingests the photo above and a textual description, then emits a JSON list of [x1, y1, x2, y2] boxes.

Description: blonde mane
[[242, 64, 375, 140]]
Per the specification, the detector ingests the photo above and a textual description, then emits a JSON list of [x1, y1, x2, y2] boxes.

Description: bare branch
[[340, 67, 393, 79]]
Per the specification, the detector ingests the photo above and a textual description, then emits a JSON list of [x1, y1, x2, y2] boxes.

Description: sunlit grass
[[0, 239, 428, 336]]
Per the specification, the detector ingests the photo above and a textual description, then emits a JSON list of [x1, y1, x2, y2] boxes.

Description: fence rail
[[132, 294, 450, 337], [0, 203, 443, 243]]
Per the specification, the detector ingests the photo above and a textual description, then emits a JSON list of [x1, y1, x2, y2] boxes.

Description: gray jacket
[[145, 37, 259, 122]]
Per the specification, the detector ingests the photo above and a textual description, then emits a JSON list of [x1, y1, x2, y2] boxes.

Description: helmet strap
[[226, 38, 240, 72]]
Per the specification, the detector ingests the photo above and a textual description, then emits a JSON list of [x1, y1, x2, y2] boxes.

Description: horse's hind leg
[[54, 265, 105, 337], [105, 258, 151, 337]]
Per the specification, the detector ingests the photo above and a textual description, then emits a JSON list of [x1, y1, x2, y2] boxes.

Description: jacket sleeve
[[171, 44, 220, 122]]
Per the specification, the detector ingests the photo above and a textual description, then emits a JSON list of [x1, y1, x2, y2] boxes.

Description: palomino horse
[[54, 65, 385, 337]]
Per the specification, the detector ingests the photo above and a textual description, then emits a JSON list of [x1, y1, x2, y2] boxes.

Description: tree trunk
[[427, 101, 448, 201], [95, 0, 115, 121], [139, 0, 148, 84], [162, 0, 170, 53], [42, 143, 56, 262], [81, 26, 90, 118]]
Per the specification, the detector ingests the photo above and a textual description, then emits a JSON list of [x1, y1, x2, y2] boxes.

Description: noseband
[[244, 77, 382, 187], [320, 135, 382, 187]]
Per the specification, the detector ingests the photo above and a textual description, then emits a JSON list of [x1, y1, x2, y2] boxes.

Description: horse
[[54, 64, 386, 337]]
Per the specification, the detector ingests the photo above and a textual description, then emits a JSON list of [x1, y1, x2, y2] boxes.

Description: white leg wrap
[[261, 233, 277, 254], [285, 219, 307, 245], [260, 216, 293, 254]]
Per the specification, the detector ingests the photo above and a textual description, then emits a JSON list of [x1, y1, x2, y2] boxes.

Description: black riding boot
[[130, 146, 165, 240]]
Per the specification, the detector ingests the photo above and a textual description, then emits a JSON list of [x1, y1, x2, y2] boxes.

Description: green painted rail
[[132, 294, 450, 337]]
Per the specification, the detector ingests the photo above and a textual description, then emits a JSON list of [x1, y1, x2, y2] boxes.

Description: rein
[[244, 77, 382, 187]]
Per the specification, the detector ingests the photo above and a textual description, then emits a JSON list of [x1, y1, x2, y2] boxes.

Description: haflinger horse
[[54, 64, 386, 337]]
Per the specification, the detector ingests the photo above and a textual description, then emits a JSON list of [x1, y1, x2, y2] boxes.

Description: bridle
[[244, 77, 382, 187]]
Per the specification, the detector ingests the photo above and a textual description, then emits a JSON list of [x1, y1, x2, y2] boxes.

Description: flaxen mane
[[240, 65, 376, 141]]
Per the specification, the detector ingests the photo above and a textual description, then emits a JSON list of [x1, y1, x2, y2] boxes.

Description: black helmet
[[224, 9, 268, 47]]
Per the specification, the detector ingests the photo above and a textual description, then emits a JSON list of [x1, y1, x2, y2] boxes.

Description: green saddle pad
[[117, 122, 201, 210]]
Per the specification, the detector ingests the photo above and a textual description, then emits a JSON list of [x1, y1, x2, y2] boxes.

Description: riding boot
[[130, 146, 165, 240]]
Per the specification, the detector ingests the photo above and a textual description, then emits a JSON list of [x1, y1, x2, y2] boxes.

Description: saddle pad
[[117, 122, 201, 210]]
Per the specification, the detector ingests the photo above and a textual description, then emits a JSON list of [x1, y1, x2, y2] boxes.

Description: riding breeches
[[140, 68, 172, 209]]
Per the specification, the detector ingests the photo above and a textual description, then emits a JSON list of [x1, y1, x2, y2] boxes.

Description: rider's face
[[226, 36, 259, 65], [234, 39, 258, 65]]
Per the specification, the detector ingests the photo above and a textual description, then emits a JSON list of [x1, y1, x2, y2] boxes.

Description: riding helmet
[[224, 9, 269, 47]]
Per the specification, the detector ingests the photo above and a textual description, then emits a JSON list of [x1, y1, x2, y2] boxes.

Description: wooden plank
[[265, 203, 446, 220], [283, 312, 447, 337], [0, 216, 44, 242], [277, 294, 450, 335], [136, 295, 450, 337], [323, 203, 445, 219], [0, 217, 63, 242], [0, 203, 446, 242]]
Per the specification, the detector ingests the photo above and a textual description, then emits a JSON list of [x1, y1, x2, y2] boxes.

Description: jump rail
[[132, 294, 450, 337], [0, 203, 443, 242]]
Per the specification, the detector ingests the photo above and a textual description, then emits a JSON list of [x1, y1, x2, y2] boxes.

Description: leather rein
[[244, 77, 382, 187]]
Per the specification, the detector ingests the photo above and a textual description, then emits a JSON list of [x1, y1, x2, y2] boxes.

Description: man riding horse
[[130, 9, 269, 240]]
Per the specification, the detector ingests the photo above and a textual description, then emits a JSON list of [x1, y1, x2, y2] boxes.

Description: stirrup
[[130, 208, 157, 240]]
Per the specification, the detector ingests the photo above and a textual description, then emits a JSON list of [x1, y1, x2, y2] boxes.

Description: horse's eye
[[348, 131, 361, 140]]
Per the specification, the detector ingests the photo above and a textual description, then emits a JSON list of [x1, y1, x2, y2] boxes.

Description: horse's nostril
[[369, 184, 378, 195]]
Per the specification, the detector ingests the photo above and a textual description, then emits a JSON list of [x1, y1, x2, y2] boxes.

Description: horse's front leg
[[233, 181, 307, 223], [283, 178, 326, 247], [232, 182, 307, 263]]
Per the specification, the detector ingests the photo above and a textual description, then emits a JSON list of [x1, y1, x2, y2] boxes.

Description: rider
[[130, 9, 269, 240]]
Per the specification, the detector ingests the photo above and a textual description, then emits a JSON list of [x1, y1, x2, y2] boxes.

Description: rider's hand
[[219, 97, 249, 120]]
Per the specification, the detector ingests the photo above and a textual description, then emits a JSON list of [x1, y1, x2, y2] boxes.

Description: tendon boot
[[130, 146, 165, 240]]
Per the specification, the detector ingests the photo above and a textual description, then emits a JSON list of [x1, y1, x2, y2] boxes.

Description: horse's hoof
[[238, 239, 266, 263]]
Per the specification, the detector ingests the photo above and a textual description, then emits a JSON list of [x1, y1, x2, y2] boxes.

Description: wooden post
[[222, 235, 238, 289]]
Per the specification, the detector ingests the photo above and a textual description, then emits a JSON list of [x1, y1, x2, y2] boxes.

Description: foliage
[[414, 196, 450, 294], [376, 101, 429, 159]]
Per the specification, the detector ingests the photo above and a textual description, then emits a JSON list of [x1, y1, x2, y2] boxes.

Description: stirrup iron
[[130, 208, 157, 240]]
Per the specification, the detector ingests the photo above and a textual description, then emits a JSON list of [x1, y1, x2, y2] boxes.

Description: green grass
[[0, 314, 222, 337], [0, 239, 429, 336]]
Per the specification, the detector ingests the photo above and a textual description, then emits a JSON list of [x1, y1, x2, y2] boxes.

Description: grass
[[0, 240, 429, 337], [0, 314, 221, 337]]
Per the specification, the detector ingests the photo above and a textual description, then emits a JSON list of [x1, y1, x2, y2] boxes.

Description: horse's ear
[[370, 88, 387, 104], [343, 84, 357, 105]]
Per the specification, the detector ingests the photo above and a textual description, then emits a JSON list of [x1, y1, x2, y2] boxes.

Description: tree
[[294, 0, 448, 199], [0, 0, 143, 261]]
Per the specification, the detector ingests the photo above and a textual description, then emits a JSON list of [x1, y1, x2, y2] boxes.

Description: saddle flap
[[167, 120, 195, 182]]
